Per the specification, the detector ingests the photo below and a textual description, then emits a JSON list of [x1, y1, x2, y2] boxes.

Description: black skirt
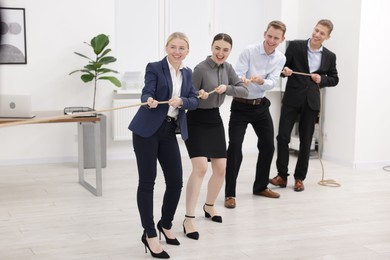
[[185, 108, 227, 159]]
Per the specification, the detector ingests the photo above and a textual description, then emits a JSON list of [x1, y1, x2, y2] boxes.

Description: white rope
[[317, 85, 341, 187], [0, 90, 217, 128], [288, 71, 341, 187], [0, 102, 149, 128]]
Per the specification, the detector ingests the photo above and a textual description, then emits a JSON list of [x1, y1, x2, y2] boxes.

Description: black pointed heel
[[203, 203, 222, 223], [141, 231, 170, 259], [183, 215, 199, 240], [157, 220, 180, 245]]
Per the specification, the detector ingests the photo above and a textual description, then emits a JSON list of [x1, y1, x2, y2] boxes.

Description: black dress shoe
[[157, 220, 180, 245], [183, 215, 199, 240], [203, 203, 222, 223]]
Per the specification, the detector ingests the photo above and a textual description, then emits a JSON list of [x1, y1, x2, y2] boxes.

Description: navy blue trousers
[[133, 120, 183, 238]]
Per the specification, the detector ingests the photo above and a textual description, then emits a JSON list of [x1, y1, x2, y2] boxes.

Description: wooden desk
[[0, 111, 104, 196]]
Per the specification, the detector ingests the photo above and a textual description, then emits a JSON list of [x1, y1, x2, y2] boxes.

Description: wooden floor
[[1, 153, 390, 260]]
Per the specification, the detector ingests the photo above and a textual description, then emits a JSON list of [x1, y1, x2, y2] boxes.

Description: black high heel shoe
[[203, 203, 222, 223], [183, 215, 199, 240], [141, 231, 170, 259], [157, 220, 180, 245]]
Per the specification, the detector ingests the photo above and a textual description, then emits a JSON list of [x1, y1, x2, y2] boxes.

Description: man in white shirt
[[224, 20, 287, 209]]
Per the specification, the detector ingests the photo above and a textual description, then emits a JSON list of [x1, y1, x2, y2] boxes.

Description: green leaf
[[70, 69, 94, 75], [99, 49, 111, 58], [98, 56, 117, 64], [83, 41, 91, 47], [85, 64, 102, 71], [69, 69, 81, 75], [97, 68, 119, 74], [81, 74, 94, 83], [91, 34, 109, 55], [98, 76, 122, 87], [79, 70, 94, 75], [74, 52, 92, 61]]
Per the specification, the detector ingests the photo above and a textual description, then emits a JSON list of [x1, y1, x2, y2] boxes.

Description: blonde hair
[[166, 32, 190, 49]]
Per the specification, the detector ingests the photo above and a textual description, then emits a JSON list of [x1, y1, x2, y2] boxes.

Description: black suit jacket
[[282, 40, 339, 111]]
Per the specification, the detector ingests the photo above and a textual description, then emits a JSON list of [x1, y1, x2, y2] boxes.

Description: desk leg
[[78, 121, 102, 196]]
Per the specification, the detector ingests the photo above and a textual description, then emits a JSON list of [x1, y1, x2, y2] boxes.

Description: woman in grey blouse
[[183, 33, 248, 240]]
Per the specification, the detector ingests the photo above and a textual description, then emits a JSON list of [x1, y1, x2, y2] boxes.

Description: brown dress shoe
[[294, 179, 304, 192], [269, 175, 287, 188], [224, 197, 236, 208], [253, 188, 280, 198]]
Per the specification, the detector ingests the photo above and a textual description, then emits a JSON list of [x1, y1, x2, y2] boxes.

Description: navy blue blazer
[[129, 57, 199, 141], [282, 39, 339, 111]]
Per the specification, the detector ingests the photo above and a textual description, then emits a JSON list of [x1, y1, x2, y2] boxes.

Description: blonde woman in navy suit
[[129, 32, 199, 259]]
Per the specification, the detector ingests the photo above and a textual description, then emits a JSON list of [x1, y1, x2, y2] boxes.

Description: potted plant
[[69, 33, 121, 169], [69, 33, 121, 110]]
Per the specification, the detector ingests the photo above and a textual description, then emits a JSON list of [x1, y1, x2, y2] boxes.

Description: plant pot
[[82, 113, 107, 169]]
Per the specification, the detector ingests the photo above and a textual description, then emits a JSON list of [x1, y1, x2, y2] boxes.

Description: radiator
[[112, 99, 140, 140]]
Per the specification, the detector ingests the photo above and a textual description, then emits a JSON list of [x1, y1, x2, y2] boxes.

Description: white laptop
[[0, 94, 35, 118]]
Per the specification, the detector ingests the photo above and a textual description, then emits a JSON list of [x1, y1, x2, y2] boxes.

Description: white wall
[[280, 0, 363, 167], [354, 0, 390, 168], [114, 0, 160, 72], [280, 0, 390, 169], [0, 0, 117, 164], [114, 0, 282, 157], [1, 0, 389, 169]]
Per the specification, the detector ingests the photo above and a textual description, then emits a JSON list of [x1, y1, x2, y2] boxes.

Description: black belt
[[233, 97, 263, 105], [165, 116, 177, 122]]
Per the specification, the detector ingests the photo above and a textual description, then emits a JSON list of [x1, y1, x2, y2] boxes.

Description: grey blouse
[[192, 56, 248, 109]]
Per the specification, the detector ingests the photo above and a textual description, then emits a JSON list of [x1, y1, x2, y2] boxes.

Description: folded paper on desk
[[64, 107, 96, 117], [0, 94, 35, 118]]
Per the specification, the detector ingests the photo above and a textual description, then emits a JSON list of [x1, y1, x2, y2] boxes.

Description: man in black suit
[[270, 19, 339, 192]]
